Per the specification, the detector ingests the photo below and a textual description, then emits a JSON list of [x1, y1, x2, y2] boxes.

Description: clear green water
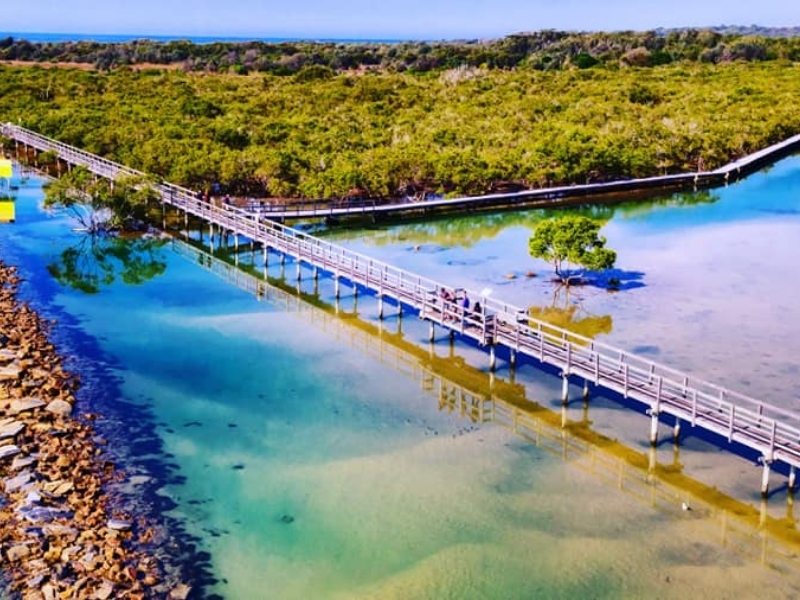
[[2, 165, 800, 600]]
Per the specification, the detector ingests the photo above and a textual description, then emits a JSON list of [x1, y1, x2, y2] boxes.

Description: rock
[[6, 544, 31, 561], [107, 518, 132, 531], [94, 580, 115, 600], [43, 524, 79, 539], [25, 573, 45, 589], [59, 543, 82, 561], [4, 471, 32, 492], [18, 505, 72, 524], [45, 399, 72, 418], [51, 481, 74, 498], [11, 455, 35, 471], [24, 490, 41, 505], [168, 583, 192, 600], [0, 444, 21, 460], [0, 348, 16, 362], [0, 420, 24, 440], [8, 398, 45, 415], [73, 577, 89, 594], [0, 364, 21, 381], [41, 583, 57, 600]]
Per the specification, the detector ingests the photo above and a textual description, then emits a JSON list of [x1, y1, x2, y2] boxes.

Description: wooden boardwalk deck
[[3, 123, 800, 489]]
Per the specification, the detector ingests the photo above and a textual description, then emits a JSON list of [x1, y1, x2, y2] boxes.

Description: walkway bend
[[3, 123, 800, 488]]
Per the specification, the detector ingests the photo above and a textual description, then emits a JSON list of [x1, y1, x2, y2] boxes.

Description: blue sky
[[4, 0, 800, 40]]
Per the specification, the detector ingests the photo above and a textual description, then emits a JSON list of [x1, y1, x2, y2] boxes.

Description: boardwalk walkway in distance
[[2, 122, 800, 495], [5, 123, 800, 222]]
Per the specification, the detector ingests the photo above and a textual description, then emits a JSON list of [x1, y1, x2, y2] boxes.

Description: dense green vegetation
[[1, 53, 799, 201]]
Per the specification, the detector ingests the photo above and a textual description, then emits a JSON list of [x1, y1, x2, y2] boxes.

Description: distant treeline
[[2, 27, 800, 73]]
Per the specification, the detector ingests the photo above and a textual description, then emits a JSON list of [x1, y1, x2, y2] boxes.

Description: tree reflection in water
[[527, 285, 612, 341], [47, 234, 168, 294]]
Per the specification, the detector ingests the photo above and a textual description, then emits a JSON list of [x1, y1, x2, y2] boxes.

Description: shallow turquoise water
[[2, 167, 800, 599]]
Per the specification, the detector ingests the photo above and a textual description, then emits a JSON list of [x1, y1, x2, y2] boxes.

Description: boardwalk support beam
[[790, 465, 797, 494], [673, 417, 681, 445], [582, 379, 590, 403], [561, 373, 569, 406], [761, 457, 772, 498], [489, 346, 496, 372], [649, 410, 659, 446], [428, 321, 435, 343]]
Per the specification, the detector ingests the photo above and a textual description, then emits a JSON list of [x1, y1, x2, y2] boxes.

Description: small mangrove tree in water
[[528, 215, 616, 285], [42, 166, 159, 234]]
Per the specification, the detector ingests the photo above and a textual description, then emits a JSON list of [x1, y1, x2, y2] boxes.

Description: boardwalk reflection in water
[[171, 238, 800, 585]]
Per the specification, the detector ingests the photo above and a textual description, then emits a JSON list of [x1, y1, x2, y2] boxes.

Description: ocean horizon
[[0, 31, 423, 45]]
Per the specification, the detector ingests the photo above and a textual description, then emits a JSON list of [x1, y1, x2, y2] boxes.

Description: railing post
[[565, 343, 572, 375], [728, 405, 735, 442], [623, 364, 629, 398], [594, 353, 600, 384]]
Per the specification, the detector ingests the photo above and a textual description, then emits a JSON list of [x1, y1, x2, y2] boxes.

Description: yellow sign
[[0, 159, 12, 179], [0, 199, 15, 223]]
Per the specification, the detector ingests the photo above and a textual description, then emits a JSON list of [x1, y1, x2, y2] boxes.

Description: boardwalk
[[174, 237, 800, 577], [2, 123, 800, 494]]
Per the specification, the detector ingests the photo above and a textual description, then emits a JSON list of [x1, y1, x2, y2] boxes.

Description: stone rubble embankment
[[0, 260, 190, 599]]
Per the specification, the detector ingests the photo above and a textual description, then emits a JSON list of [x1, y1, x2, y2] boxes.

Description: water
[[0, 32, 406, 45], [2, 168, 800, 599]]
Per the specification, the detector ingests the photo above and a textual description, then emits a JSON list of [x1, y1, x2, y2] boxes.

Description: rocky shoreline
[[0, 259, 191, 599]]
